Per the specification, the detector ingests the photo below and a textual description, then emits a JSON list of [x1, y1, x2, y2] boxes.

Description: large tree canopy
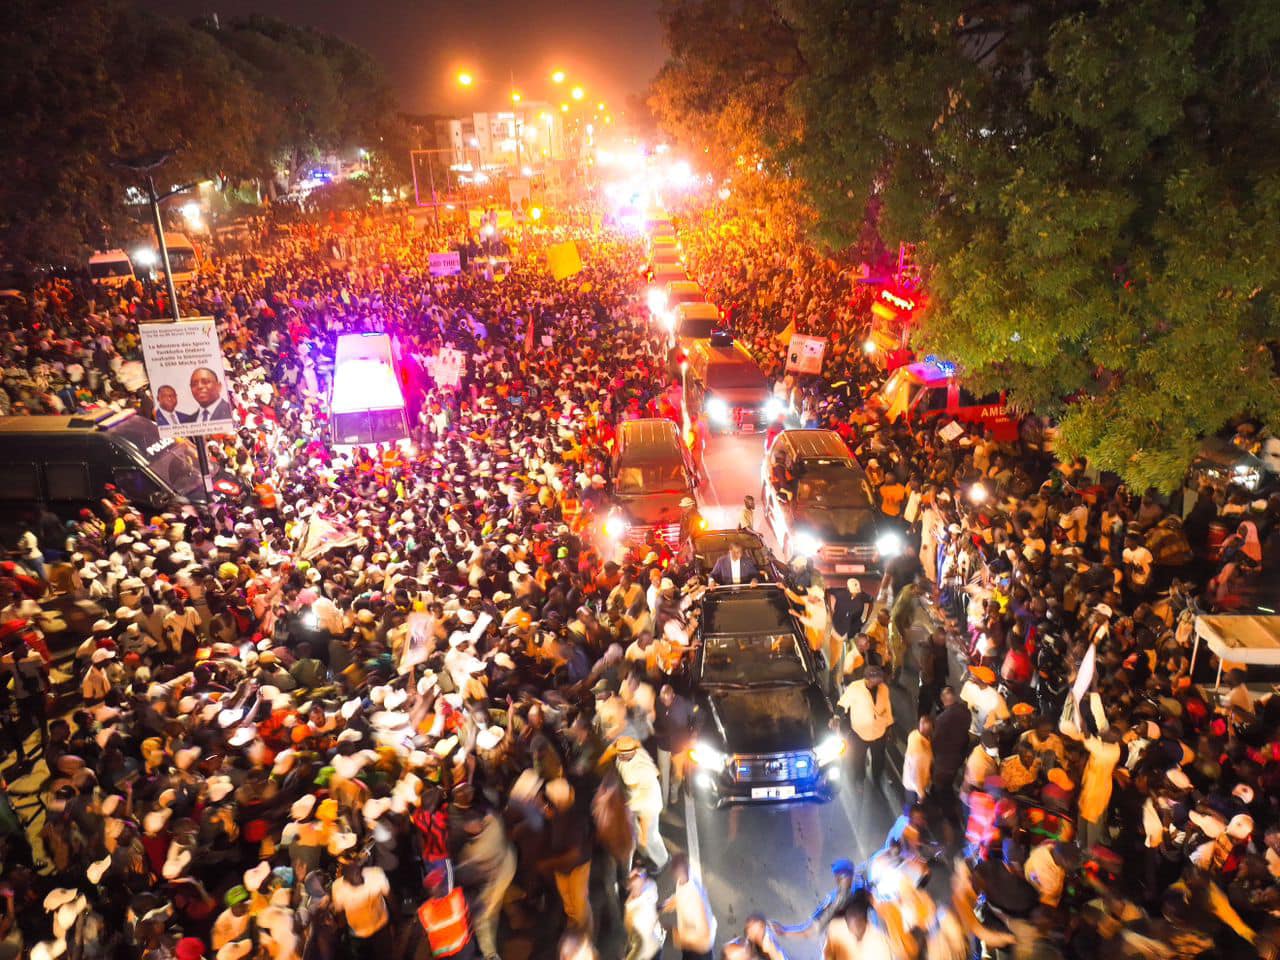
[[648, 0, 809, 226], [783, 0, 1280, 489], [0, 1, 402, 267]]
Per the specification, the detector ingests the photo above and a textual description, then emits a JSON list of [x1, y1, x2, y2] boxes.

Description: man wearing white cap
[[612, 736, 668, 872]]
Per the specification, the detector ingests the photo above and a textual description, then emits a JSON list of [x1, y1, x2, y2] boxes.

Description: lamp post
[[112, 152, 212, 491]]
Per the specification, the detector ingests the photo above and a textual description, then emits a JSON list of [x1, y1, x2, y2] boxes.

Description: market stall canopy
[[1193, 614, 1280, 685]]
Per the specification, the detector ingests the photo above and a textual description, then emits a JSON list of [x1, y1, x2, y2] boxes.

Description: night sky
[[139, 0, 668, 117]]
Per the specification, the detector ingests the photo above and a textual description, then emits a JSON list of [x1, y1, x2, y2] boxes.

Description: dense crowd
[[0, 195, 1273, 960]]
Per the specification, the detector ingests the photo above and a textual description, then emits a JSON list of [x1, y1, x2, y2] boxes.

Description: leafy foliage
[[0, 1, 403, 267], [781, 0, 1280, 489]]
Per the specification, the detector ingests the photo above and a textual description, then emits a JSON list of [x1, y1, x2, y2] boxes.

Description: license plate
[[835, 563, 865, 574], [751, 785, 796, 800]]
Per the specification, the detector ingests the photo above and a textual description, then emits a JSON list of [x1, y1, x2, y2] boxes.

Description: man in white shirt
[[662, 853, 716, 959], [614, 737, 668, 871], [837, 665, 893, 784]]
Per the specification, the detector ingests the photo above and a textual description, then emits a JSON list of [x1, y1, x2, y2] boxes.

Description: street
[[659, 431, 922, 956]]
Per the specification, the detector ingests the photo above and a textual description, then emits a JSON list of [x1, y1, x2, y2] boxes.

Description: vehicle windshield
[[89, 260, 132, 280], [679, 318, 717, 339], [164, 248, 199, 274], [616, 461, 688, 495], [107, 416, 204, 497], [708, 362, 767, 391], [795, 465, 871, 507], [333, 408, 409, 446], [701, 632, 808, 685]]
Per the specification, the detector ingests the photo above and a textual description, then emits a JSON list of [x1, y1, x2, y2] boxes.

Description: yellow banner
[[546, 241, 583, 280]]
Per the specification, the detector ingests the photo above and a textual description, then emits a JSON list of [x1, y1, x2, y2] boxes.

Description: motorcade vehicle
[[876, 356, 1019, 442], [688, 583, 844, 806], [648, 279, 704, 321], [671, 301, 721, 352], [684, 338, 782, 433], [647, 261, 688, 290], [688, 527, 782, 583], [760, 428, 901, 575], [155, 232, 201, 284], [329, 333, 410, 449], [604, 418, 699, 555], [87, 250, 136, 287], [0, 409, 208, 533]]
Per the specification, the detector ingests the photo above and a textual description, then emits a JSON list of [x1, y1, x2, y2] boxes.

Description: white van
[[87, 250, 136, 287]]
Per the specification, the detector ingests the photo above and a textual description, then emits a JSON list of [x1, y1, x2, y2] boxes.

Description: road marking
[[684, 790, 704, 882]]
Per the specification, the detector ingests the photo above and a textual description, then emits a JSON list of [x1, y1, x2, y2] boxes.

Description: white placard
[[429, 252, 462, 276], [139, 318, 235, 437], [785, 334, 828, 375]]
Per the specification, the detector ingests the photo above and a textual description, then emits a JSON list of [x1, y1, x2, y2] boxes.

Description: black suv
[[688, 584, 845, 806]]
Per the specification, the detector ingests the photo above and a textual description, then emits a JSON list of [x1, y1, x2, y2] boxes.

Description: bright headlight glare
[[706, 396, 730, 424], [647, 289, 666, 315], [793, 532, 822, 557], [815, 733, 847, 766], [875, 532, 904, 558], [764, 397, 786, 420], [690, 741, 727, 769], [603, 515, 629, 540]]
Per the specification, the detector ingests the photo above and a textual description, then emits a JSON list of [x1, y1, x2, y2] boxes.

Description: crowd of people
[[0, 192, 1273, 960]]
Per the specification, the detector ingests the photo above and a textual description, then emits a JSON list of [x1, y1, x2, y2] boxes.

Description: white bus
[[329, 333, 410, 449]]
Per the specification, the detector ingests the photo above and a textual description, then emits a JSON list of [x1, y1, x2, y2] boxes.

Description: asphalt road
[[654, 431, 923, 958]]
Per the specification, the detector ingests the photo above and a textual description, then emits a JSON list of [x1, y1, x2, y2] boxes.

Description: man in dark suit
[[709, 542, 760, 585], [153, 384, 185, 427], [179, 366, 233, 424]]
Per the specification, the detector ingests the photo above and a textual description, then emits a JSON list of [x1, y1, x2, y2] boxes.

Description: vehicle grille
[[819, 543, 877, 565], [626, 522, 683, 549], [730, 406, 768, 432], [731, 751, 816, 783]]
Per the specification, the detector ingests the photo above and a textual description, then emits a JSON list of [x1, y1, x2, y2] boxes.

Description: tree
[[0, 1, 403, 267], [648, 0, 809, 227], [784, 0, 1280, 490]]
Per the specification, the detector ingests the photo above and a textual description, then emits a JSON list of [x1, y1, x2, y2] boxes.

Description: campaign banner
[[139, 318, 236, 437], [785, 334, 828, 375], [428, 251, 462, 276]]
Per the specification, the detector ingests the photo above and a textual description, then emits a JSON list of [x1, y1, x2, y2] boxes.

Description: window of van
[[958, 387, 1002, 406], [679, 317, 718, 339], [921, 386, 950, 413], [113, 468, 159, 502], [0, 463, 37, 500], [46, 463, 92, 501]]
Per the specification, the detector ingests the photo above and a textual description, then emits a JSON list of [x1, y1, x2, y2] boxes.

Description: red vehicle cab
[[876, 356, 1020, 442]]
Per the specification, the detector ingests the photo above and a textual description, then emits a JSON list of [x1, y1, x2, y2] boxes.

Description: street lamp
[[457, 71, 474, 87], [551, 69, 566, 84], [571, 85, 584, 101], [511, 90, 521, 104]]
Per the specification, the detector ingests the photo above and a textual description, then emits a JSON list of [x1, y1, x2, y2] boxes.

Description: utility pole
[[113, 152, 212, 493]]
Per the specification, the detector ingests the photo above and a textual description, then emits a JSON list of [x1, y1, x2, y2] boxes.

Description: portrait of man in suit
[[153, 384, 187, 427], [179, 366, 232, 424]]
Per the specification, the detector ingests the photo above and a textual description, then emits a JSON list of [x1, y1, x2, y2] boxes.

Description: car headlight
[[603, 515, 629, 540], [814, 733, 847, 766], [689, 741, 727, 769], [706, 395, 730, 425], [876, 532, 904, 558], [793, 531, 823, 557], [764, 396, 787, 421], [647, 289, 666, 315]]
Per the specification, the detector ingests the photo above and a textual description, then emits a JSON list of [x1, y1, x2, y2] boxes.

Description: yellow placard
[[546, 241, 583, 280]]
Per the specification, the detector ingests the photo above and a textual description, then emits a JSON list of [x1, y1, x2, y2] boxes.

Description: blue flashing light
[[923, 354, 957, 376]]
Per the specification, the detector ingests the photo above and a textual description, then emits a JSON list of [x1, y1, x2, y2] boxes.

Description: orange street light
[[457, 71, 474, 87], [571, 85, 585, 101], [560, 103, 569, 112], [511, 90, 522, 104], [551, 70, 566, 84]]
